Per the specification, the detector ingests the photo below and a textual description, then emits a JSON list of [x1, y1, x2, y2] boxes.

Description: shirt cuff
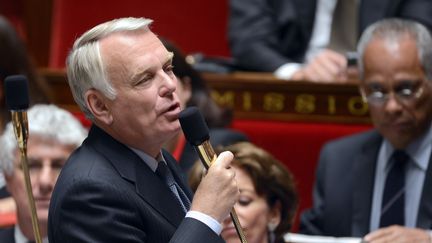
[[274, 63, 302, 80], [186, 211, 222, 235]]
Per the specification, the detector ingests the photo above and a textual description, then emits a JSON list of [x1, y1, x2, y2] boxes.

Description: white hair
[[66, 17, 153, 121], [0, 104, 88, 175], [357, 18, 432, 80]]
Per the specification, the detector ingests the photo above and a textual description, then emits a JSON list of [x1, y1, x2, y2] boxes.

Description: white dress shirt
[[275, 0, 338, 79], [14, 225, 48, 243]]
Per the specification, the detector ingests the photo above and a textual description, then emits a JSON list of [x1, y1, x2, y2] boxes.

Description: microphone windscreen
[[4, 75, 30, 110], [179, 107, 210, 146]]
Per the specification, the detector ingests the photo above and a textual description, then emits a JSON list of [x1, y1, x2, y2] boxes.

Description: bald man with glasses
[[300, 18, 432, 243]]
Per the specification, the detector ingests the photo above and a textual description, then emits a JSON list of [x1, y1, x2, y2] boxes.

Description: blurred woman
[[190, 142, 298, 243], [0, 15, 52, 133]]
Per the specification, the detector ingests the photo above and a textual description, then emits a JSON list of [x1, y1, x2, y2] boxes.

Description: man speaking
[[48, 17, 239, 242]]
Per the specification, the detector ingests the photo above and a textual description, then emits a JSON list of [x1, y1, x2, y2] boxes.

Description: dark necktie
[[328, 0, 358, 53], [379, 150, 409, 227], [156, 161, 191, 213]]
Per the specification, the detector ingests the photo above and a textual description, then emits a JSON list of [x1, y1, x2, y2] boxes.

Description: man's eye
[[398, 88, 414, 97], [27, 162, 42, 170], [52, 159, 66, 170], [395, 82, 417, 97], [164, 65, 174, 74], [135, 75, 153, 86], [369, 91, 385, 99]]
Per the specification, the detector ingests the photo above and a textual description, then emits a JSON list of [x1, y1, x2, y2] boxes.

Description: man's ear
[[85, 89, 113, 125]]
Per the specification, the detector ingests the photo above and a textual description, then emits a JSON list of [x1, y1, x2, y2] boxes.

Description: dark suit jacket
[[48, 125, 224, 243], [0, 226, 15, 243], [228, 0, 432, 72], [299, 130, 432, 237]]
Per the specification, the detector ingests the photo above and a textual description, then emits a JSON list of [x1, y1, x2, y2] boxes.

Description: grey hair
[[0, 104, 88, 175], [66, 17, 153, 120], [357, 18, 432, 80]]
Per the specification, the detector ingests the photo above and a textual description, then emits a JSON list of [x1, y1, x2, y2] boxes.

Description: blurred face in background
[[6, 136, 75, 224], [221, 166, 280, 243], [361, 36, 432, 149]]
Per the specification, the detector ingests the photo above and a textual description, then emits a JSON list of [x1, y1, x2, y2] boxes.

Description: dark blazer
[[48, 125, 224, 243], [0, 226, 15, 243], [179, 128, 249, 174], [299, 130, 432, 237], [228, 0, 432, 72]]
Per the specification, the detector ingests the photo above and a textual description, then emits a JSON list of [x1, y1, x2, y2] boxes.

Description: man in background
[[0, 104, 87, 242], [300, 18, 432, 242], [229, 0, 432, 83], [48, 17, 239, 242]]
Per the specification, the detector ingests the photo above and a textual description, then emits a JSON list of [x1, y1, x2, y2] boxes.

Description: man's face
[[98, 30, 181, 156], [361, 36, 432, 149], [7, 136, 74, 224]]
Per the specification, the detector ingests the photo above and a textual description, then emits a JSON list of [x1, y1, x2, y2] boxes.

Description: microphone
[[5, 75, 29, 151], [4, 75, 42, 243], [179, 107, 248, 243]]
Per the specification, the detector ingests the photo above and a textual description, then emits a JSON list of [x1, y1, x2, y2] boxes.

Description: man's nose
[[384, 93, 403, 114], [37, 165, 55, 193], [159, 72, 177, 97]]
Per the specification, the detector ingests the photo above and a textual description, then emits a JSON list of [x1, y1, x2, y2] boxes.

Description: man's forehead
[[367, 35, 417, 52], [99, 30, 170, 65], [100, 29, 158, 47]]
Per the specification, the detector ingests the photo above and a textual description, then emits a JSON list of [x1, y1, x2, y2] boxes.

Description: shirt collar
[[129, 147, 165, 172]]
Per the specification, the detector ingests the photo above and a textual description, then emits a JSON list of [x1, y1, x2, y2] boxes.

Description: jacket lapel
[[417, 153, 432, 229], [134, 159, 185, 227], [87, 125, 185, 228], [351, 132, 382, 237]]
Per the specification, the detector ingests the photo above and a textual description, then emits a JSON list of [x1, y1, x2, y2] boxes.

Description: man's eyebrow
[[164, 52, 174, 65], [130, 69, 148, 84]]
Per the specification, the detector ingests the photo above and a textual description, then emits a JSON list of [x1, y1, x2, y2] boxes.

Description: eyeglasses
[[360, 79, 426, 107]]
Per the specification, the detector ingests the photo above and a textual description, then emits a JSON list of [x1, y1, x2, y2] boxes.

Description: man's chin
[[36, 208, 49, 222], [165, 122, 182, 136]]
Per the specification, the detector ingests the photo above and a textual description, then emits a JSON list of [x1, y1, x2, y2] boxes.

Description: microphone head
[[179, 107, 210, 146], [4, 75, 30, 110]]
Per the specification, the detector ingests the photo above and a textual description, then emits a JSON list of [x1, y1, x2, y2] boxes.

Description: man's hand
[[292, 49, 348, 83], [190, 151, 239, 223], [364, 226, 431, 243]]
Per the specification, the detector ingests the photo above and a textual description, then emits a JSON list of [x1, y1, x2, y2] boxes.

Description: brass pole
[[197, 143, 248, 243], [12, 111, 42, 243]]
